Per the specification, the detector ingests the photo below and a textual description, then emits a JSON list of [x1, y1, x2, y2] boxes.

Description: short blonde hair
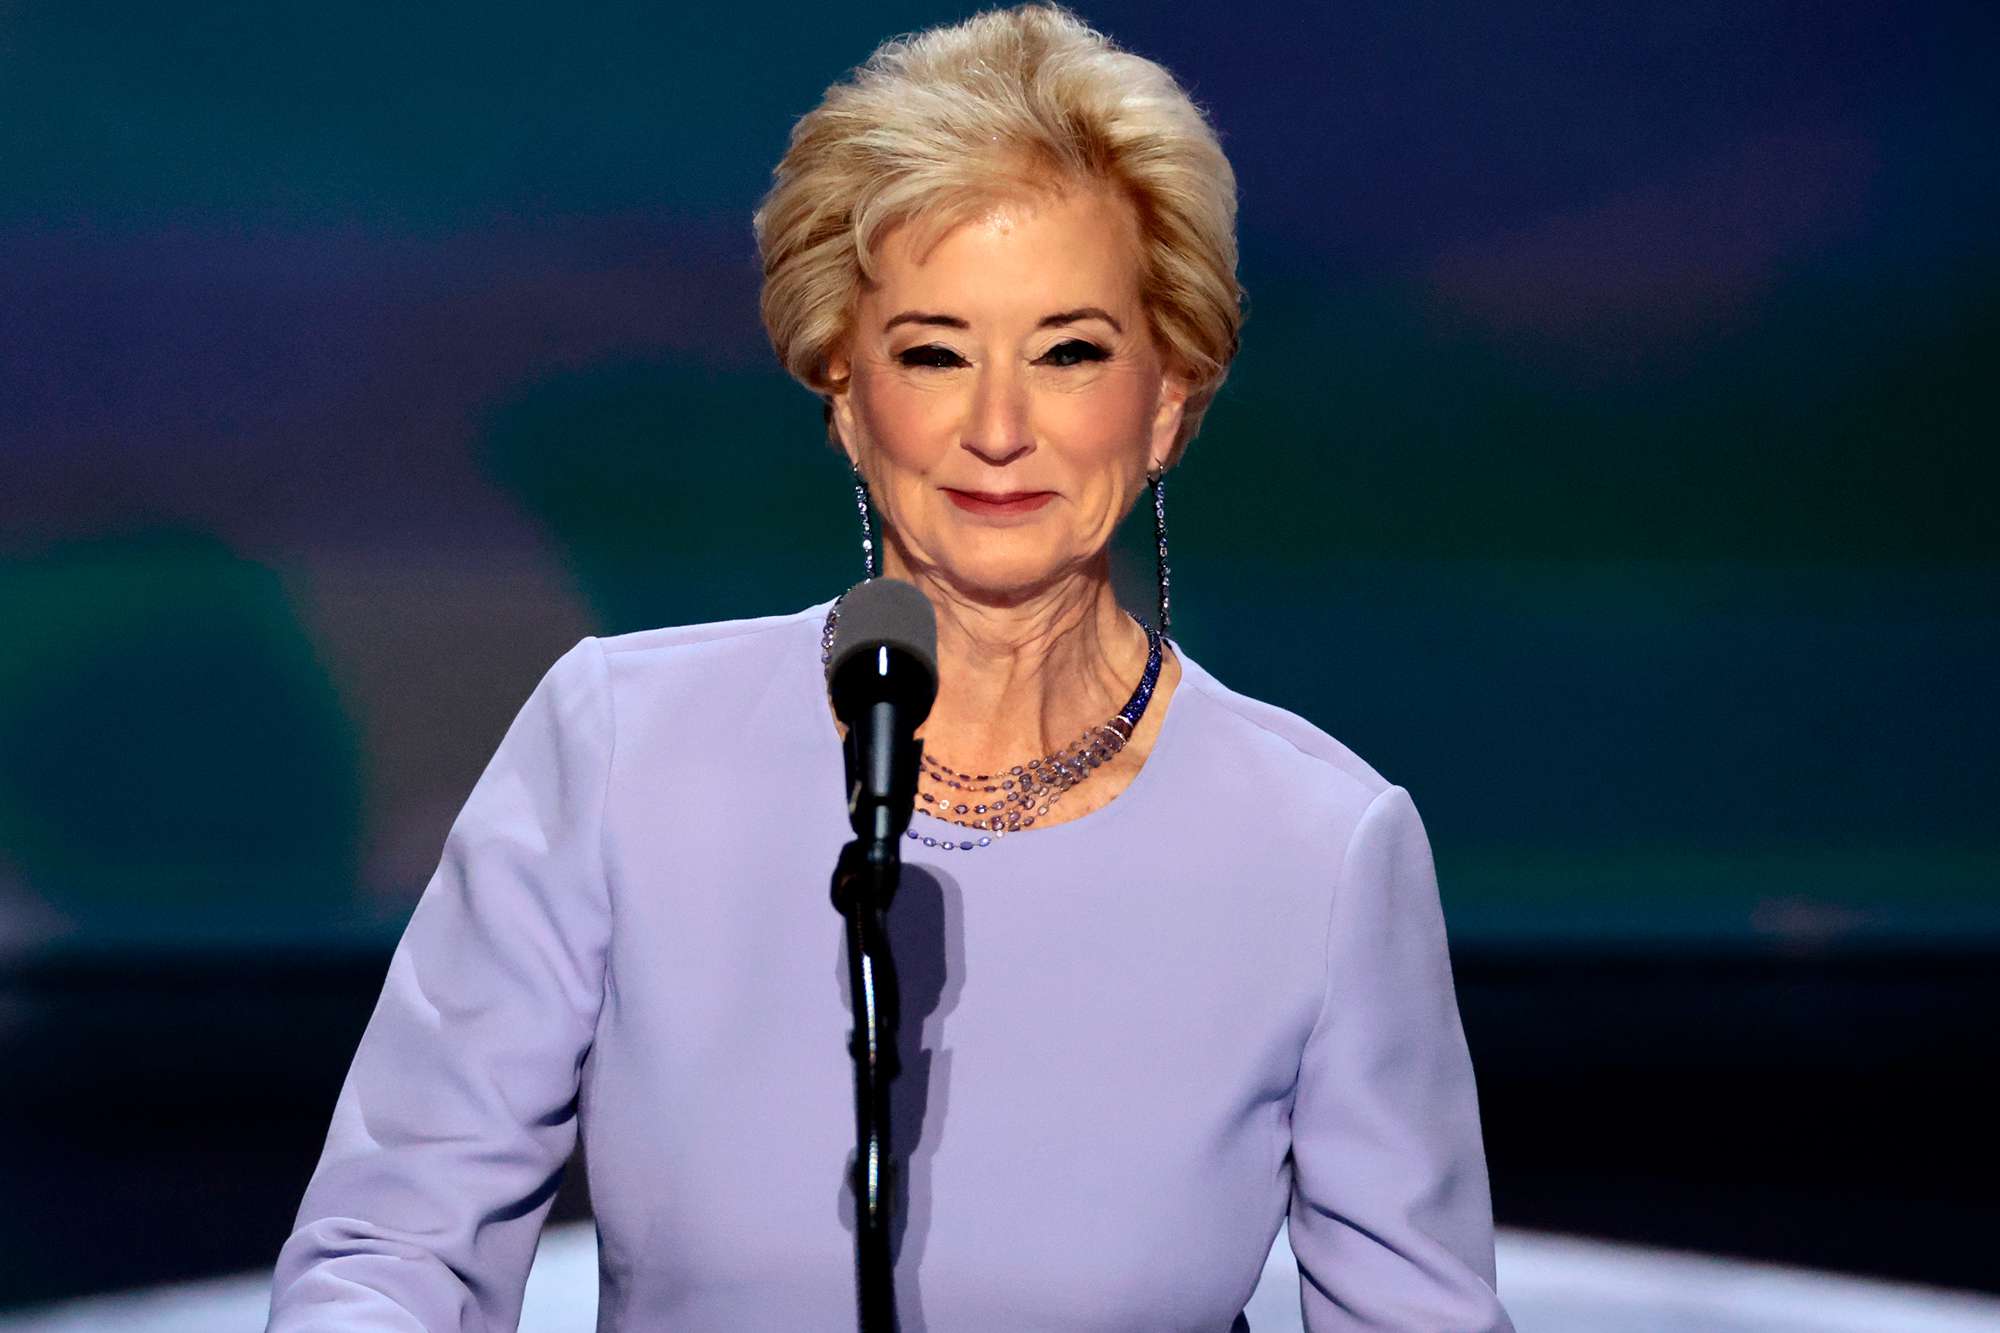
[[752, 3, 1243, 466]]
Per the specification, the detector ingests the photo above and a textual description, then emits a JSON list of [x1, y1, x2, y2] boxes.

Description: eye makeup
[[1038, 338, 1109, 366], [892, 338, 1111, 370], [896, 344, 969, 369]]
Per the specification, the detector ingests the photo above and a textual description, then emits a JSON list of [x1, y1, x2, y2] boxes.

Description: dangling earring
[[1149, 467, 1172, 640], [851, 465, 877, 579]]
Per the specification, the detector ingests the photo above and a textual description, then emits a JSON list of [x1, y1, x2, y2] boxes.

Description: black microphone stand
[[830, 834, 902, 1333], [825, 580, 934, 1333]]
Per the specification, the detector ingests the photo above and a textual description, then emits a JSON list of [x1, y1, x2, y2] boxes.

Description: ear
[[823, 349, 860, 468], [1148, 370, 1191, 473]]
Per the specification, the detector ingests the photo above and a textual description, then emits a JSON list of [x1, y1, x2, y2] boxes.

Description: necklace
[[820, 596, 1165, 851]]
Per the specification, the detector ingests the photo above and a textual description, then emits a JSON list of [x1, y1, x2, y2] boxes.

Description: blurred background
[[2, 0, 1996, 1326]]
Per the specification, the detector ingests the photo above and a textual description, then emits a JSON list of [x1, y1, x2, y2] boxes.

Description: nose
[[961, 359, 1033, 466]]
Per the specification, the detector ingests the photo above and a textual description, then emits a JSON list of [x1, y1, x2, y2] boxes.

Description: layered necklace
[[820, 596, 1165, 851]]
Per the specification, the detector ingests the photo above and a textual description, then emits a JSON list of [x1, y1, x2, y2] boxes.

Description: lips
[[943, 488, 1056, 516]]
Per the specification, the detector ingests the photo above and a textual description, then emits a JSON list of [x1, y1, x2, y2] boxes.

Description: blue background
[[4, 1, 1993, 958]]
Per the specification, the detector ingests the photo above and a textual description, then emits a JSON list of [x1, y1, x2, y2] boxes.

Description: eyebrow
[[883, 311, 967, 333], [881, 306, 1125, 334], [1038, 306, 1124, 333]]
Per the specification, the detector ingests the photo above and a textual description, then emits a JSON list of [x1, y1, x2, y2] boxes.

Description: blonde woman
[[267, 6, 1511, 1330]]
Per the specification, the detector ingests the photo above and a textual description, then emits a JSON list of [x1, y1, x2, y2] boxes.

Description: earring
[[1149, 467, 1172, 640], [851, 465, 877, 579]]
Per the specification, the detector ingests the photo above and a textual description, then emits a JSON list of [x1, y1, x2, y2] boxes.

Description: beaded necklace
[[820, 596, 1165, 851]]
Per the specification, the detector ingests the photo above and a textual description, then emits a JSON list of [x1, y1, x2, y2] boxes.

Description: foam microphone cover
[[827, 578, 938, 722]]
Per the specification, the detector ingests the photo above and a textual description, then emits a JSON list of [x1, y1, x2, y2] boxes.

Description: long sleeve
[[267, 636, 616, 1333], [1288, 784, 1513, 1332]]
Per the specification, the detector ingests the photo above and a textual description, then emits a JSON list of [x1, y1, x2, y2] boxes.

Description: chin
[[930, 552, 1072, 604]]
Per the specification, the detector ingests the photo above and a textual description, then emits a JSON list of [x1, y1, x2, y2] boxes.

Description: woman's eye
[[1039, 339, 1109, 368], [898, 345, 967, 369]]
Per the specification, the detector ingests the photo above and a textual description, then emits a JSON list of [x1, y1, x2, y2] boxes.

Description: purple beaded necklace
[[820, 597, 1165, 851]]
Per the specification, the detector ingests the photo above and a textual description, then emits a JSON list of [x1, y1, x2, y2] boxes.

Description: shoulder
[[1166, 646, 1398, 829], [576, 599, 831, 743], [588, 599, 828, 698], [594, 599, 829, 667]]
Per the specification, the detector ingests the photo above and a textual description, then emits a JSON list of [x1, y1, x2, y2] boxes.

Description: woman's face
[[826, 184, 1187, 605]]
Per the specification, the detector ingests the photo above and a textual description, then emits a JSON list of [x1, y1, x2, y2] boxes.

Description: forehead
[[860, 186, 1146, 318]]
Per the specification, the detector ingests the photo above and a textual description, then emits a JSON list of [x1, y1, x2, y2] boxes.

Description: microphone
[[826, 578, 938, 845], [824, 577, 934, 1327]]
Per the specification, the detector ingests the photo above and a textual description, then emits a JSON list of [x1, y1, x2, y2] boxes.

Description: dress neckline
[[794, 597, 1191, 854]]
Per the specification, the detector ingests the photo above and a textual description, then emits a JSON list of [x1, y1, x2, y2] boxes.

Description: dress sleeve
[[1289, 784, 1514, 1332], [266, 636, 616, 1333]]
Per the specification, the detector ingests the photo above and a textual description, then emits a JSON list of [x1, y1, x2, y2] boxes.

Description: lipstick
[[943, 489, 1056, 517]]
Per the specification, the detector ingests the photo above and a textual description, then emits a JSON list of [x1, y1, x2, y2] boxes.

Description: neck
[[877, 545, 1152, 766]]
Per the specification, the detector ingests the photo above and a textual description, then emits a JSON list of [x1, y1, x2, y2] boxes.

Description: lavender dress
[[265, 599, 1512, 1332]]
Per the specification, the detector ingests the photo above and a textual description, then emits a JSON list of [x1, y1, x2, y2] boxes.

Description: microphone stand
[[825, 582, 933, 1333], [830, 834, 903, 1332]]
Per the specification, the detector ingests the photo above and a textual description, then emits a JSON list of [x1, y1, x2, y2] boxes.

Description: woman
[[267, 6, 1511, 1330]]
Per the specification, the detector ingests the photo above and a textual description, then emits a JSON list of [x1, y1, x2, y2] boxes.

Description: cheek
[[1044, 372, 1159, 464], [854, 376, 956, 465]]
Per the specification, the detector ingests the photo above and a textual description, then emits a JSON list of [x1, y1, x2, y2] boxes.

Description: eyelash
[[897, 339, 1109, 370]]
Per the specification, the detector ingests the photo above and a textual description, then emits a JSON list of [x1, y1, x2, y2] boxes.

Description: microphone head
[[828, 577, 938, 724], [828, 577, 938, 678]]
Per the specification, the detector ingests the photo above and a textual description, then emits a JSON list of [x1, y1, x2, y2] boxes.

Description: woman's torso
[[578, 600, 1389, 1331]]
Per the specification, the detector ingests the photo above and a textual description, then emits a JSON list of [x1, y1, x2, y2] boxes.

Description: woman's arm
[[1289, 784, 1514, 1332], [266, 637, 615, 1333]]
